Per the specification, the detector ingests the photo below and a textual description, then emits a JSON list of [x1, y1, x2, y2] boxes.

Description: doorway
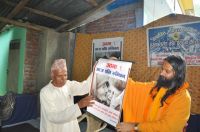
[[6, 40, 20, 93]]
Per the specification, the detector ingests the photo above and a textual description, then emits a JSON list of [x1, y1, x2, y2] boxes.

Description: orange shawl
[[143, 82, 189, 122]]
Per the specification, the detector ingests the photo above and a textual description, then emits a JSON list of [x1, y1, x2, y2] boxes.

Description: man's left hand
[[116, 122, 135, 132]]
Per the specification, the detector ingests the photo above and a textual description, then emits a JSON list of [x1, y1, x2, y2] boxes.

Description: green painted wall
[[12, 27, 26, 94], [0, 29, 13, 96], [0, 27, 26, 95]]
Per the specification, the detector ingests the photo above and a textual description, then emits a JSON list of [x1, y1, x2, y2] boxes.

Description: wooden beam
[[56, 0, 115, 32], [25, 7, 68, 23], [7, 0, 30, 19], [1, 0, 68, 23], [0, 0, 30, 30], [85, 0, 98, 7], [0, 17, 53, 31]]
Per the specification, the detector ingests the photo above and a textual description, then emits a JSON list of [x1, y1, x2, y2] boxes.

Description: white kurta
[[40, 78, 91, 132]]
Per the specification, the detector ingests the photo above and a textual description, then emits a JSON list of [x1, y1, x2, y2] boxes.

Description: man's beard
[[156, 75, 175, 89]]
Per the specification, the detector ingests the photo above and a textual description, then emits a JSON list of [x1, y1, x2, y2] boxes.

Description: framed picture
[[92, 37, 123, 68]]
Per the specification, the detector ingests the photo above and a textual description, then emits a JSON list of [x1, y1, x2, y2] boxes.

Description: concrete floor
[[3, 118, 115, 132], [79, 120, 115, 132]]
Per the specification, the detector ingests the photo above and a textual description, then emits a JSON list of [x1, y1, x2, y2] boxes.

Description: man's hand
[[78, 95, 94, 108], [116, 122, 135, 132]]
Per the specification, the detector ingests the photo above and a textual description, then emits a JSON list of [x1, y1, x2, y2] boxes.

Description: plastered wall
[[72, 14, 200, 114]]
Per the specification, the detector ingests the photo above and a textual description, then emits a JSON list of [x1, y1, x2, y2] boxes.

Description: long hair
[[151, 55, 186, 106]]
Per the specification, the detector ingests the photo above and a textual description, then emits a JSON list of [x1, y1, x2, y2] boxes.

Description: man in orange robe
[[117, 55, 191, 132]]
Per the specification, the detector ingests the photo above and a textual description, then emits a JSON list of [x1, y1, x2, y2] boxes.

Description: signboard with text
[[92, 37, 123, 68], [147, 21, 200, 66]]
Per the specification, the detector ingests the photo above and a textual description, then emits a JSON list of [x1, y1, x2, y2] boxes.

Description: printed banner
[[147, 21, 200, 66], [87, 58, 132, 127], [92, 37, 123, 67]]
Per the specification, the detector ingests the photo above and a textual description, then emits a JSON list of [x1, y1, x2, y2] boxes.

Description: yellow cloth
[[123, 78, 191, 132], [148, 88, 167, 121], [123, 78, 155, 122], [141, 82, 190, 132]]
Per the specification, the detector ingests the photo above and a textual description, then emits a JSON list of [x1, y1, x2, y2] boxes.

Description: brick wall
[[23, 29, 40, 93], [83, 3, 142, 33]]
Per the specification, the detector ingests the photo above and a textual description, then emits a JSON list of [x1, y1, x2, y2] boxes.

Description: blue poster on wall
[[147, 21, 200, 66]]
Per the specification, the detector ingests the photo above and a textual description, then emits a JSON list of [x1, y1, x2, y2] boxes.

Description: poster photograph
[[147, 21, 200, 66], [87, 58, 132, 127], [92, 37, 123, 67]]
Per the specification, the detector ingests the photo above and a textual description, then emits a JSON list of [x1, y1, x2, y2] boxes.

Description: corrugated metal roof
[[0, 2, 13, 17], [0, 0, 140, 32], [0, 0, 111, 32]]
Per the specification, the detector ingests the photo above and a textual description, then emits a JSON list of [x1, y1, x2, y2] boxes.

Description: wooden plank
[[1, 0, 68, 22], [85, 0, 98, 7], [56, 0, 115, 32], [0, 17, 53, 31], [25, 7, 68, 22], [0, 0, 30, 29], [7, 0, 30, 19]]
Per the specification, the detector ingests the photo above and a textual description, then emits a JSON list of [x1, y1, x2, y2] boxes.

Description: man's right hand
[[77, 95, 94, 108]]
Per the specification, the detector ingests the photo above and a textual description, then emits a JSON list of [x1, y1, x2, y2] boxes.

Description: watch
[[134, 123, 139, 132]]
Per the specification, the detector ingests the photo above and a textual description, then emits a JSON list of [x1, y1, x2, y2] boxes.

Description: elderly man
[[40, 59, 93, 132], [117, 55, 191, 132]]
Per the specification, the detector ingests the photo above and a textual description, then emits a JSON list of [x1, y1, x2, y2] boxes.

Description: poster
[[92, 37, 123, 67], [147, 21, 200, 66], [87, 58, 132, 127]]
